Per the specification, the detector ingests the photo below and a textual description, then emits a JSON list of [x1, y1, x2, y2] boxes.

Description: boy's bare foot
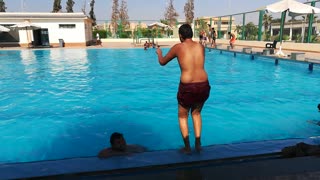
[[179, 147, 192, 155], [195, 138, 202, 153], [195, 143, 202, 153]]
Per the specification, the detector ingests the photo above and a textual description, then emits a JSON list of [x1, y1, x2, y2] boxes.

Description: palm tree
[[263, 14, 272, 34], [245, 22, 258, 40], [235, 25, 243, 40], [0, 0, 6, 12]]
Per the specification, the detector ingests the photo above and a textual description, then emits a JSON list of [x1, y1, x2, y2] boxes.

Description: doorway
[[33, 29, 50, 47]]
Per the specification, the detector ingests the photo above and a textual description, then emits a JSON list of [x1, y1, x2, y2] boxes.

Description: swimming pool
[[0, 48, 319, 164]]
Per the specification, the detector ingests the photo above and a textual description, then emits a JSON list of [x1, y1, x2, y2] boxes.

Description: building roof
[[0, 12, 88, 20]]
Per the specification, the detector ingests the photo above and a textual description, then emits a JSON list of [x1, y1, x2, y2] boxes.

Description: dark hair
[[179, 24, 193, 39], [318, 104, 320, 110], [110, 132, 123, 145]]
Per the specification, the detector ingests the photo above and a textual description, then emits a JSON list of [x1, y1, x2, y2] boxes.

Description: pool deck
[[1, 137, 320, 179]]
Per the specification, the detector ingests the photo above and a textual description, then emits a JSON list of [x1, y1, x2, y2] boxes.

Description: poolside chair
[[265, 40, 277, 49], [265, 40, 278, 55]]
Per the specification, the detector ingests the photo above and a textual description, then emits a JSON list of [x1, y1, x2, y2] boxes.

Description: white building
[[0, 12, 93, 47], [270, 21, 320, 42]]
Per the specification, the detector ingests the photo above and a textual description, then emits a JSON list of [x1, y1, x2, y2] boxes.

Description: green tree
[[195, 19, 208, 37], [66, 0, 75, 13], [184, 0, 194, 24], [52, 0, 62, 13], [89, 0, 96, 26], [111, 0, 119, 37], [119, 0, 129, 29], [244, 22, 258, 40], [235, 25, 242, 34], [0, 0, 6, 12], [263, 14, 272, 34], [235, 25, 242, 33], [164, 0, 179, 27], [235, 25, 243, 40]]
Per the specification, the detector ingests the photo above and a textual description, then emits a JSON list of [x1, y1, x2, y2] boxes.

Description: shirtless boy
[[98, 132, 146, 158], [228, 31, 236, 49], [156, 24, 211, 154], [211, 28, 217, 48]]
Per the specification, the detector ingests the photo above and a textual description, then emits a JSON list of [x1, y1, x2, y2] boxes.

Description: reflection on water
[[20, 50, 36, 69], [20, 50, 36, 65], [48, 49, 92, 98], [49, 49, 89, 74]]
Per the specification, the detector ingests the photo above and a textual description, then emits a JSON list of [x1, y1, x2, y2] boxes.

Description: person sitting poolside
[[98, 132, 147, 159]]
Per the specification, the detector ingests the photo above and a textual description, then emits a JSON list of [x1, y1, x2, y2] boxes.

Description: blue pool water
[[0, 48, 319, 164]]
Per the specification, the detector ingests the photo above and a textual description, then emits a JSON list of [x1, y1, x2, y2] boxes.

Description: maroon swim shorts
[[177, 81, 211, 108]]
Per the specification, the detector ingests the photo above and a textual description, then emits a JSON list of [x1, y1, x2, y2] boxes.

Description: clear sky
[[4, 0, 309, 23]]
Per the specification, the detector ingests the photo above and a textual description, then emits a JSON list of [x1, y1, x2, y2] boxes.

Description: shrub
[[93, 30, 109, 39]]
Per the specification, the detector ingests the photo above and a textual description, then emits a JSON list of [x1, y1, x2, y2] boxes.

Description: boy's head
[[110, 132, 127, 151], [179, 24, 193, 41], [318, 104, 320, 111]]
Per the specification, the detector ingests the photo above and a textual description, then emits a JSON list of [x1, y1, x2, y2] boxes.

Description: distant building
[[0, 12, 93, 47], [270, 20, 320, 42], [101, 21, 148, 37], [194, 16, 237, 38]]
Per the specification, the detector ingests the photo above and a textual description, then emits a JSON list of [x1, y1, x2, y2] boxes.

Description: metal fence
[[205, 0, 320, 43]]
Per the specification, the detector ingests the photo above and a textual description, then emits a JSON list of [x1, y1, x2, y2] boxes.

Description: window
[[59, 24, 76, 29]]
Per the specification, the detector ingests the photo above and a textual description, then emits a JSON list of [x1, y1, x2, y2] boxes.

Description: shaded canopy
[[266, 0, 320, 14], [10, 21, 41, 30], [0, 25, 10, 32], [10, 21, 41, 47], [265, 0, 320, 45]]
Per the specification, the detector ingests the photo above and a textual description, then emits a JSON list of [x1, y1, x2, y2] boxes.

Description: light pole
[[21, 0, 26, 11], [302, 16, 306, 43]]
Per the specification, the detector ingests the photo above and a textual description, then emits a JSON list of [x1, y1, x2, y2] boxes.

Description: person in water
[[156, 24, 211, 154], [98, 132, 146, 158]]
